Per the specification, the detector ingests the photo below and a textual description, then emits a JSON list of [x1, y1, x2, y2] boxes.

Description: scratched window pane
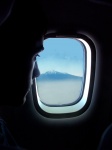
[[36, 38, 85, 106]]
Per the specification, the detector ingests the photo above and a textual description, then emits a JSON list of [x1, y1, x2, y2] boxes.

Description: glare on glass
[[36, 38, 85, 106]]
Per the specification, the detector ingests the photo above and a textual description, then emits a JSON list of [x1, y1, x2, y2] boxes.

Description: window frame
[[32, 33, 96, 118]]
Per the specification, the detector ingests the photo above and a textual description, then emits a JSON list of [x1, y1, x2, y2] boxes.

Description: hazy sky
[[36, 38, 85, 77]]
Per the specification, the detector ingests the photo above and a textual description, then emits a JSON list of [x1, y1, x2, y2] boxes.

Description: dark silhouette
[[0, 0, 47, 149]]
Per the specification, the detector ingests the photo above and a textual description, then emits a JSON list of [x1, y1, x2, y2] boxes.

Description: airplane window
[[35, 37, 91, 114], [36, 38, 85, 105]]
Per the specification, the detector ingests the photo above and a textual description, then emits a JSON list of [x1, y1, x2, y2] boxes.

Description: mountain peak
[[45, 70, 57, 74], [37, 70, 82, 81]]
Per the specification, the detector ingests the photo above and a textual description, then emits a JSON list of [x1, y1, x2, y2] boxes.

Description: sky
[[36, 38, 85, 77]]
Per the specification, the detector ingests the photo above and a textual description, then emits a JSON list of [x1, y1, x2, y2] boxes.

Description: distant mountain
[[37, 70, 82, 81]]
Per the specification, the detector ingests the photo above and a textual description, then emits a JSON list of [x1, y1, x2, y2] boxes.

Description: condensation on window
[[36, 38, 85, 106]]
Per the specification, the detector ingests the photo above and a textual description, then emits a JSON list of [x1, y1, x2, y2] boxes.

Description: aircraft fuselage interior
[[0, 0, 112, 150]]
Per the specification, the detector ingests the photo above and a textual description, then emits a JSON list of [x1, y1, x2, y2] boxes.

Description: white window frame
[[35, 38, 91, 114]]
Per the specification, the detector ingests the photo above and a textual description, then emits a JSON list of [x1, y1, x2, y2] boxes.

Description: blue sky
[[36, 38, 85, 77]]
